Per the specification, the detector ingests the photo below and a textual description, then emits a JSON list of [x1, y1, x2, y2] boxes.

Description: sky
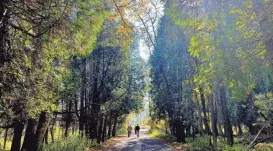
[[131, 0, 165, 62], [139, 40, 151, 61]]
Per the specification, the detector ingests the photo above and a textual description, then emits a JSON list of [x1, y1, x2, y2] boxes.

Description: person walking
[[127, 125, 132, 137], [135, 124, 140, 137]]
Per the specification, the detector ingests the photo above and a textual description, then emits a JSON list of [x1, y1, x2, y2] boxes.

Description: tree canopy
[[1, 0, 273, 151]]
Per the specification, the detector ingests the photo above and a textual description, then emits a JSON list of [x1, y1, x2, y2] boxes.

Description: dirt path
[[102, 129, 174, 151]]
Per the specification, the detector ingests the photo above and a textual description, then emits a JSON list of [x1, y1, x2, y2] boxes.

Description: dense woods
[[0, 0, 273, 151], [0, 0, 147, 150], [150, 0, 273, 150]]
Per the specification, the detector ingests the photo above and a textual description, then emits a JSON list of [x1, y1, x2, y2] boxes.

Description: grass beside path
[[148, 129, 273, 151]]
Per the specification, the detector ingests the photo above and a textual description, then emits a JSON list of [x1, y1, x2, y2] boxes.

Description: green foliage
[[149, 130, 164, 137], [187, 136, 212, 151], [184, 136, 246, 151], [254, 93, 273, 120], [0, 0, 110, 120], [0, 137, 12, 150], [218, 143, 246, 151], [69, 0, 109, 56], [166, 0, 273, 103], [41, 135, 99, 151], [255, 143, 273, 151], [149, 129, 176, 141], [0, 0, 144, 149], [116, 127, 127, 136]]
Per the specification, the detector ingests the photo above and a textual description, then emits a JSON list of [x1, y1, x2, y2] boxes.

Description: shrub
[[149, 129, 163, 137], [255, 143, 273, 151], [116, 127, 127, 135], [42, 135, 98, 151], [187, 135, 212, 151], [149, 129, 176, 140], [164, 133, 176, 141], [185, 137, 194, 143], [218, 142, 245, 151], [186, 136, 247, 151]]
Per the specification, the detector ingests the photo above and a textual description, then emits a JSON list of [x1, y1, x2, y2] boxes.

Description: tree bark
[[102, 116, 107, 142], [194, 91, 204, 135], [64, 100, 73, 137], [21, 118, 38, 151], [209, 94, 217, 150], [84, 90, 89, 138], [97, 116, 104, 144], [199, 88, 210, 134], [44, 128, 48, 144], [50, 115, 57, 143], [186, 125, 191, 137], [218, 124, 223, 136], [50, 127, 54, 143], [79, 84, 85, 133], [89, 51, 101, 140], [219, 87, 233, 146], [3, 128, 8, 150], [112, 114, 118, 137], [30, 111, 51, 151], [72, 121, 75, 135], [79, 58, 87, 136], [175, 119, 185, 143], [237, 123, 243, 136], [0, 0, 11, 99], [89, 104, 100, 140], [11, 121, 24, 151], [108, 114, 112, 139]]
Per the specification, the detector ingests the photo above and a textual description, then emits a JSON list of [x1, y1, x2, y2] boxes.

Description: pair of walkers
[[127, 124, 140, 137]]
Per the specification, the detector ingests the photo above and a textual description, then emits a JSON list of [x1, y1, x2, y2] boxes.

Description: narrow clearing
[[105, 129, 173, 151]]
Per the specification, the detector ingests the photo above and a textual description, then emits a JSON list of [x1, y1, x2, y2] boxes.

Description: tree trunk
[[209, 94, 217, 150], [79, 59, 87, 135], [199, 88, 210, 134], [72, 121, 75, 135], [175, 119, 185, 143], [79, 85, 85, 133], [88, 120, 94, 139], [245, 93, 258, 135], [194, 91, 204, 135], [0, 0, 11, 99], [238, 123, 243, 136], [50, 114, 57, 143], [11, 121, 24, 151], [112, 114, 118, 137], [89, 51, 101, 140], [3, 128, 8, 150], [89, 104, 100, 140], [219, 87, 233, 146], [247, 124, 258, 135], [108, 115, 112, 139], [50, 127, 54, 143], [21, 118, 38, 151], [97, 116, 104, 144], [102, 116, 107, 142], [64, 100, 73, 137], [84, 91, 89, 138], [218, 124, 223, 136], [193, 127, 198, 137], [171, 117, 176, 136], [185, 125, 190, 137], [44, 128, 48, 144], [30, 111, 51, 151]]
